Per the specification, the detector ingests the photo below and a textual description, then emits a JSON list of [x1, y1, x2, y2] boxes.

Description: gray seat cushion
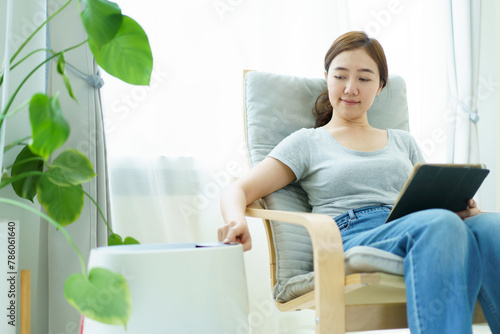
[[244, 71, 409, 302], [274, 246, 404, 302]]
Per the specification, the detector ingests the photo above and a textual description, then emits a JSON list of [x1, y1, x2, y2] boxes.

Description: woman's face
[[326, 48, 383, 123]]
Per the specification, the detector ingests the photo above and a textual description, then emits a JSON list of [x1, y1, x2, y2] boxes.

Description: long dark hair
[[313, 31, 389, 127]]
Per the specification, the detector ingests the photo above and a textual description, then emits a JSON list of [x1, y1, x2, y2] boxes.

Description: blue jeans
[[335, 205, 500, 334]]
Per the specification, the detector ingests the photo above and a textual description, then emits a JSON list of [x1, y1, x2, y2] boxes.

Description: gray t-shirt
[[268, 127, 425, 218]]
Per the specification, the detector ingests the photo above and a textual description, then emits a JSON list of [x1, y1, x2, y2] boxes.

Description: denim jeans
[[335, 205, 500, 334]]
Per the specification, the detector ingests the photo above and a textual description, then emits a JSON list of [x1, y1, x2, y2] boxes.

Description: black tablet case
[[385, 164, 490, 223]]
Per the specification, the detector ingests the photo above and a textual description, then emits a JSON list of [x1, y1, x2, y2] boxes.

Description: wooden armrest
[[246, 201, 340, 234], [245, 201, 345, 333]]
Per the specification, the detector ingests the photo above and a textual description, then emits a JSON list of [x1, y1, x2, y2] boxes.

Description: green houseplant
[[0, 0, 153, 327]]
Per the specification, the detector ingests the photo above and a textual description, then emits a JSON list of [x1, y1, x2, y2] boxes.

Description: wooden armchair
[[245, 200, 408, 333], [241, 70, 486, 333]]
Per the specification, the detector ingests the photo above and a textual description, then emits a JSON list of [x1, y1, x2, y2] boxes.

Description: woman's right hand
[[218, 220, 252, 251], [219, 157, 296, 252]]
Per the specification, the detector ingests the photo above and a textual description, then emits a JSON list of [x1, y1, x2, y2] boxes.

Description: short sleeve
[[408, 135, 425, 165], [267, 128, 311, 181]]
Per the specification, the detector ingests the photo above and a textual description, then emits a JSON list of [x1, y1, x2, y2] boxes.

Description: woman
[[218, 31, 500, 333]]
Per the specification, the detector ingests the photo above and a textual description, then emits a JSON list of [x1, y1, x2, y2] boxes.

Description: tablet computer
[[385, 163, 490, 223]]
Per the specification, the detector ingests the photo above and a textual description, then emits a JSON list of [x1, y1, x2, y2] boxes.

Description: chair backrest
[[243, 71, 409, 299]]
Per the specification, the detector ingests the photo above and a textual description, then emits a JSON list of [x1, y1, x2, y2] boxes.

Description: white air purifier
[[81, 242, 249, 334]]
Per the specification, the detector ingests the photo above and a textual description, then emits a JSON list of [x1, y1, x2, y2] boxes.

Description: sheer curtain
[[346, 0, 451, 163], [101, 0, 338, 244], [475, 0, 500, 210], [445, 0, 482, 164], [101, 1, 490, 333]]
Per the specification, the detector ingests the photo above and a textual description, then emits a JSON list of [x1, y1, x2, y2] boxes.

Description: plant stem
[[11, 48, 53, 72], [3, 136, 31, 153], [1, 48, 51, 88], [4, 156, 44, 171], [0, 197, 87, 276], [83, 190, 113, 233], [0, 40, 88, 126], [5, 98, 30, 119], [0, 171, 44, 189], [9, 0, 73, 64]]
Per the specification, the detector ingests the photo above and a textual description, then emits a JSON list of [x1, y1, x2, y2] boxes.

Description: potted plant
[[0, 0, 152, 327]]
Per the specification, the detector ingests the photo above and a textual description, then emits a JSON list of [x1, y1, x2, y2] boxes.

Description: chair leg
[[310, 218, 346, 334], [316, 308, 345, 334], [315, 290, 345, 334]]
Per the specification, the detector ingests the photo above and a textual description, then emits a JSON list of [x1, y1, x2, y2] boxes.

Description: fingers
[[218, 221, 242, 242], [217, 225, 227, 242], [217, 221, 252, 251], [455, 209, 468, 220], [456, 199, 482, 220]]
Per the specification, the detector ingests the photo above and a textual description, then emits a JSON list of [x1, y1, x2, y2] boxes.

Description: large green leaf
[[11, 146, 44, 202], [65, 268, 131, 327], [81, 0, 123, 49], [37, 175, 84, 226], [90, 15, 153, 85], [29, 93, 70, 159], [46, 149, 96, 186]]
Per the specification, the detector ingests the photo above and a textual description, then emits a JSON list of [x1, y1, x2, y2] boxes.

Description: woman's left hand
[[456, 199, 482, 220]]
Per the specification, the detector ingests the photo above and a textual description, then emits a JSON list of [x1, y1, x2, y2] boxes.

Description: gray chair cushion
[[274, 246, 405, 302], [244, 71, 409, 302]]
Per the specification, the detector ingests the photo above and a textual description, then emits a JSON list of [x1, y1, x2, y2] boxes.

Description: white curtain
[[47, 0, 109, 332], [101, 0, 338, 245], [0, 0, 49, 331], [2, 1, 115, 331], [475, 0, 500, 210], [346, 0, 452, 163], [445, 0, 482, 164]]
